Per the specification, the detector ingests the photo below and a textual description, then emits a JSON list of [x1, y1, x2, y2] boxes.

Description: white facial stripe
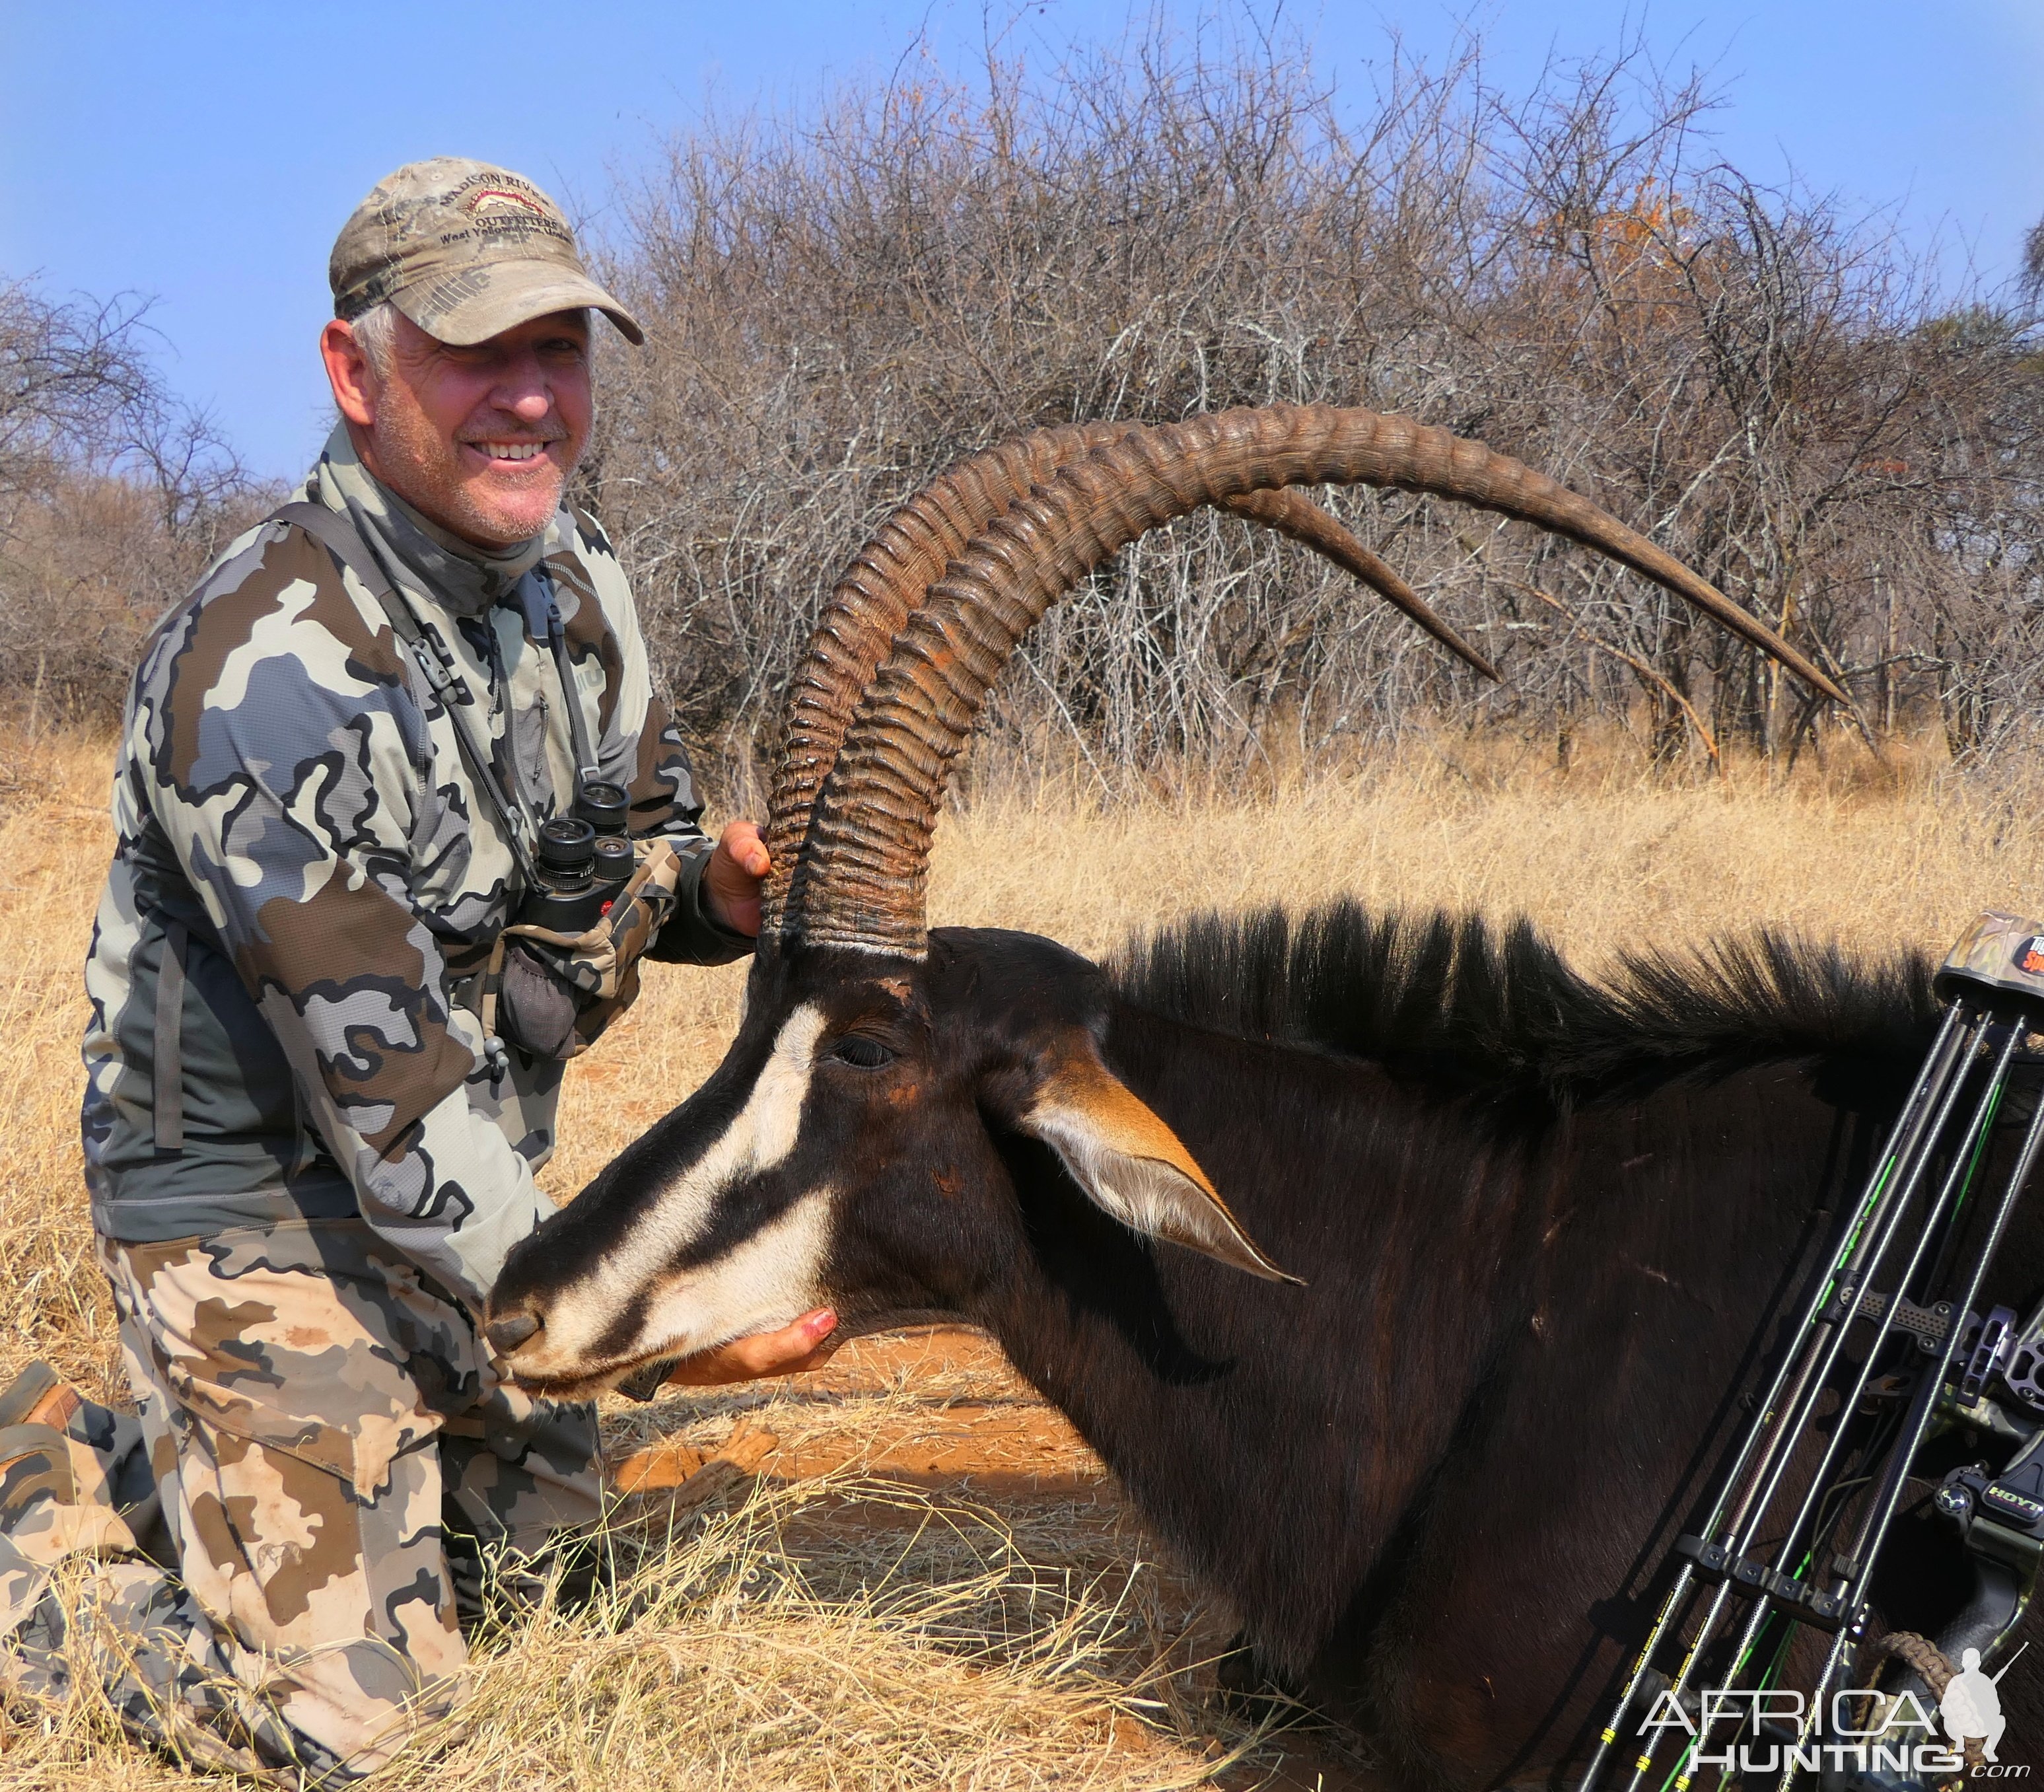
[[614, 1001, 826, 1268], [636, 1188, 833, 1361], [526, 1003, 828, 1368]]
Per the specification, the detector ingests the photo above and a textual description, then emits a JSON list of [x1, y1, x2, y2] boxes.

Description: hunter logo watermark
[[1942, 1649, 2015, 1766], [1639, 1664, 2028, 1781]]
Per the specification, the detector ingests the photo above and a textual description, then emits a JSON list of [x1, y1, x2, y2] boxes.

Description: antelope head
[[485, 406, 1843, 1392]]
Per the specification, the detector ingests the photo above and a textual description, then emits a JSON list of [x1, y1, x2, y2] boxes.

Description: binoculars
[[520, 781, 635, 933]]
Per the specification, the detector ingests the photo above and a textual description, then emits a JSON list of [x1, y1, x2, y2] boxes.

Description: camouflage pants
[[0, 1219, 602, 1785]]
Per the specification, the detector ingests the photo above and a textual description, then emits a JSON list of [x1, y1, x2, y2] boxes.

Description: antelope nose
[[487, 1312, 542, 1354]]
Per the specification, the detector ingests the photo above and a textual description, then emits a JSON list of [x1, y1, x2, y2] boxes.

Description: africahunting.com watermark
[[1639, 1668, 2029, 1781]]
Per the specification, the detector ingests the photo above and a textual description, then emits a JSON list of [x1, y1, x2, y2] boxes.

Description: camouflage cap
[[330, 157, 643, 347]]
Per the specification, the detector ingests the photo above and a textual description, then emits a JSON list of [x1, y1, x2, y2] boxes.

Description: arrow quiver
[[1578, 911, 2044, 1792]]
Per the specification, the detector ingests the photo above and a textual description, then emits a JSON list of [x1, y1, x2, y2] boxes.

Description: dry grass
[[7, 721, 2044, 1788]]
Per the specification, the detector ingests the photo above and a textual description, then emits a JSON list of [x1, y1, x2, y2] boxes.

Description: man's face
[[322, 307, 593, 547]]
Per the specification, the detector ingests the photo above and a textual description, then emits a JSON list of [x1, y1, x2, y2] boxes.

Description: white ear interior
[[1024, 1100, 1301, 1284]]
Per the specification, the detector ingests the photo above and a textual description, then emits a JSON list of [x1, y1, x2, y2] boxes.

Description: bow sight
[[1580, 911, 2044, 1792]]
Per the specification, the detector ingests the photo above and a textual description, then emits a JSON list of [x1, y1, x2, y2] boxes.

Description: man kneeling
[[0, 158, 835, 1785]]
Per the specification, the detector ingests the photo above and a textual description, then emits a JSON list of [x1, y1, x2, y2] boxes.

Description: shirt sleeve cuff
[[646, 842, 756, 966]]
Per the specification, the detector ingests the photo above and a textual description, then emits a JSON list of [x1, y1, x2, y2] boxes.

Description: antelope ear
[[1017, 1042, 1302, 1284]]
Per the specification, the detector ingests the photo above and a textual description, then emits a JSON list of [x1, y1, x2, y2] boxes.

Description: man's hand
[[703, 819, 770, 937], [660, 1307, 839, 1387]]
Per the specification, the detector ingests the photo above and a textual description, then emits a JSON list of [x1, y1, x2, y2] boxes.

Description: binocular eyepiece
[[520, 781, 636, 933]]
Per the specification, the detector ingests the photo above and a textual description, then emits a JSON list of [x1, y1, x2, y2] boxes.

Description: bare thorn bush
[[585, 26, 2044, 791], [0, 280, 275, 727]]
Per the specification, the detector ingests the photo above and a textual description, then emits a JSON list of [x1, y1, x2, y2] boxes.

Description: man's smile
[[459, 436, 562, 473]]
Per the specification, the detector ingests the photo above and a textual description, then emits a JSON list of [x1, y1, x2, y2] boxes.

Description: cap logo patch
[[466, 186, 549, 221]]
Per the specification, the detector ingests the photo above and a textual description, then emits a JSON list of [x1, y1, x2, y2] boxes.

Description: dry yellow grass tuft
[[6, 721, 2044, 1787]]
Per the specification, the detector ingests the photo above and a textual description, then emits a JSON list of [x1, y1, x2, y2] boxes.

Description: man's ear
[[320, 318, 378, 429], [1013, 1036, 1301, 1284]]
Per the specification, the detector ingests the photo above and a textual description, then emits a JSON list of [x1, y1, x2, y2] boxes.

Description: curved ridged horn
[[787, 403, 1847, 956], [1218, 489, 1499, 681], [762, 423, 1491, 932]]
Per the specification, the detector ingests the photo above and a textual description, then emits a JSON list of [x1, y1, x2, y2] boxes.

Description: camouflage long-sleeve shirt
[[81, 426, 746, 1313]]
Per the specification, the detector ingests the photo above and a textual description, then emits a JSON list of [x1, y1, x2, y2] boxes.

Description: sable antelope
[[487, 407, 2033, 1785]]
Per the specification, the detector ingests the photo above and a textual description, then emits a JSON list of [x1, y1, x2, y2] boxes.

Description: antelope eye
[[829, 1034, 896, 1069]]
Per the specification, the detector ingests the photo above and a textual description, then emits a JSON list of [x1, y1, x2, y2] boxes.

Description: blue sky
[[5, 1, 2041, 478]]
